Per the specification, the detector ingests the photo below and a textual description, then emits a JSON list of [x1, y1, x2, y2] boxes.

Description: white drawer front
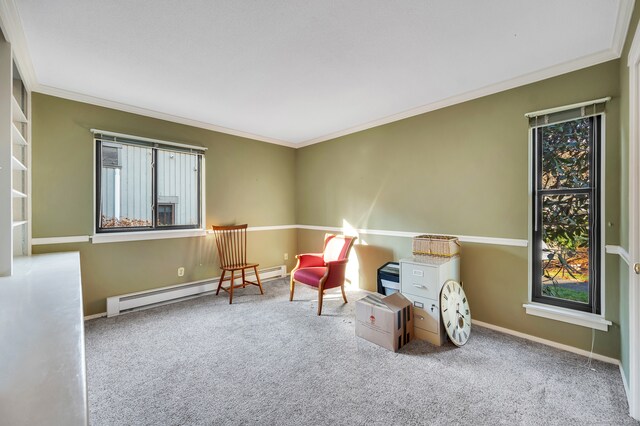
[[403, 294, 440, 334], [401, 263, 439, 299]]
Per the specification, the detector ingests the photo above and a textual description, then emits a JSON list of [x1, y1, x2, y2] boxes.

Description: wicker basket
[[412, 235, 460, 257]]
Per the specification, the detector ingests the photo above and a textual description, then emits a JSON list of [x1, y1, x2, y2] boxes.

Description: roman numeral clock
[[440, 280, 471, 346]]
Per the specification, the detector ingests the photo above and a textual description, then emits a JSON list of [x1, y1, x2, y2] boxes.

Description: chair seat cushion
[[293, 267, 328, 287]]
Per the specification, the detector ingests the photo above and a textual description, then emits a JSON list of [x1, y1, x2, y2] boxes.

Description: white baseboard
[[621, 363, 631, 406], [84, 312, 107, 321], [472, 319, 619, 365]]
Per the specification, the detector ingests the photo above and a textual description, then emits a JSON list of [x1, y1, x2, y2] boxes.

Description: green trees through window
[[533, 116, 600, 313]]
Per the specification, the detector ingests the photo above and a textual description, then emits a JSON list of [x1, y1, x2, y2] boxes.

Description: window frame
[[94, 137, 203, 234], [530, 114, 603, 315]]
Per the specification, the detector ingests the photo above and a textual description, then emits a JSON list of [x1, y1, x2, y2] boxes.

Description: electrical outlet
[[178, 267, 185, 277], [284, 253, 289, 260]]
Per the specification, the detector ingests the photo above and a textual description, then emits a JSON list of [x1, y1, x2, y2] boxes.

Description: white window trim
[[526, 111, 607, 328], [627, 21, 640, 419], [91, 228, 207, 244], [522, 302, 611, 331]]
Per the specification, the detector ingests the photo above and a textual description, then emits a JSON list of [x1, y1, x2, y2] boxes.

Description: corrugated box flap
[[382, 292, 411, 311], [359, 294, 389, 309]]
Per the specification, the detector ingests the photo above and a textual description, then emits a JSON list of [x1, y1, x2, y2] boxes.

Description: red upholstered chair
[[290, 234, 357, 315]]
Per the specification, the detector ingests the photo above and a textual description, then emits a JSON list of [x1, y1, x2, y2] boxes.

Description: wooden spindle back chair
[[211, 224, 264, 304]]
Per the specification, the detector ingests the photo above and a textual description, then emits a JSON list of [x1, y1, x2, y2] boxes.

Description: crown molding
[[0, 2, 296, 148], [628, 8, 640, 67], [37, 44, 628, 151], [34, 84, 297, 148], [297, 48, 621, 148], [613, 0, 636, 57], [0, 0, 37, 90], [298, 1, 634, 148], [0, 0, 633, 149], [31, 45, 622, 150]]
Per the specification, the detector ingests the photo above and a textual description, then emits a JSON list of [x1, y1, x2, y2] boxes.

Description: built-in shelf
[[11, 123, 27, 146], [11, 155, 26, 171], [11, 96, 27, 123], [2, 39, 31, 273], [12, 189, 26, 198]]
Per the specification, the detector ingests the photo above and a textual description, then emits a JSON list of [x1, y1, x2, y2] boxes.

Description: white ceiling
[[10, 0, 631, 146]]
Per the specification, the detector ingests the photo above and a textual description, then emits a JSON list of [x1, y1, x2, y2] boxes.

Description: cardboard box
[[355, 292, 414, 352]]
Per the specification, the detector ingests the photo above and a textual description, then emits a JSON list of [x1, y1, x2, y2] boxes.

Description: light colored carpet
[[85, 278, 636, 425]]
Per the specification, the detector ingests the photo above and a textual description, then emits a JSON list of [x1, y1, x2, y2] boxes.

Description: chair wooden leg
[[289, 276, 295, 301], [317, 286, 324, 316], [216, 270, 226, 295], [229, 270, 235, 304], [242, 268, 246, 288], [341, 283, 348, 303], [254, 266, 264, 295]]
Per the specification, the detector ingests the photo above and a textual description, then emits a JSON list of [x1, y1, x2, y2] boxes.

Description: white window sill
[[522, 303, 611, 331], [91, 229, 207, 244]]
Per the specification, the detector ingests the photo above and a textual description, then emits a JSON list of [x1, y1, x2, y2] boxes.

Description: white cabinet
[[400, 256, 460, 346], [0, 35, 31, 277]]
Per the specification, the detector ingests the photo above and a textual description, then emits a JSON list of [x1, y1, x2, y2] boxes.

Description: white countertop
[[0, 252, 87, 425]]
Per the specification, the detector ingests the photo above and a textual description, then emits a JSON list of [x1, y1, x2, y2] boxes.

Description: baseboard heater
[[106, 265, 287, 317]]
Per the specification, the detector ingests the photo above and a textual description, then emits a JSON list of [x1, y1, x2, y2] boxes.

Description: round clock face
[[440, 280, 471, 347]]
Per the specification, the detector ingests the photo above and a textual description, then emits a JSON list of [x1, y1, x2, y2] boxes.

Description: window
[[531, 112, 602, 314], [157, 204, 175, 226], [94, 131, 204, 233], [102, 143, 122, 168]]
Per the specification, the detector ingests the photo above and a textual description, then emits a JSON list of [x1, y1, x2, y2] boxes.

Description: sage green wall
[[29, 50, 632, 360], [617, 2, 640, 385], [296, 60, 623, 359], [31, 93, 298, 315]]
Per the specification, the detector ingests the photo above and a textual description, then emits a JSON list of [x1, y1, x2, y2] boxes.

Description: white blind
[[90, 129, 206, 154], [525, 97, 609, 128]]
